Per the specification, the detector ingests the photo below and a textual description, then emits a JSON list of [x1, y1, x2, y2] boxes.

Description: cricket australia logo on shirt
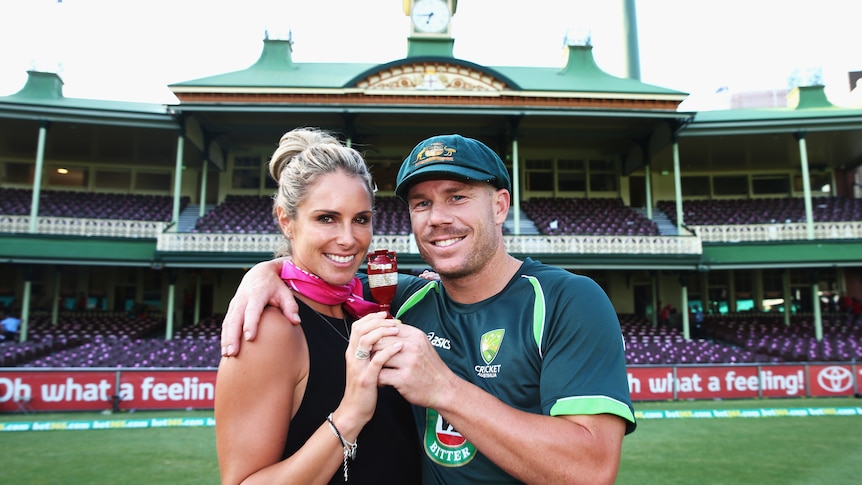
[[475, 329, 504, 378], [424, 408, 476, 467]]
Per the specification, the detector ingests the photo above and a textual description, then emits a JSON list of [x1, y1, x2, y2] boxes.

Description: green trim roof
[[169, 38, 687, 97], [171, 39, 378, 89], [684, 86, 862, 135], [495, 45, 684, 95], [0, 71, 177, 129], [2, 71, 170, 114]]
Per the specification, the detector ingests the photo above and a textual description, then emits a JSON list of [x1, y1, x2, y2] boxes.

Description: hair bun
[[269, 127, 340, 181]]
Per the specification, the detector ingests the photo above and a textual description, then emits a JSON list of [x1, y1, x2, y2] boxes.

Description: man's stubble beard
[[417, 220, 501, 282]]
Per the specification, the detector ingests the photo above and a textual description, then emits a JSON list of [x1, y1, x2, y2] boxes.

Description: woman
[[215, 127, 421, 484]]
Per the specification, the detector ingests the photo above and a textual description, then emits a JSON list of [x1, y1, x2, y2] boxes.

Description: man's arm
[[220, 257, 297, 356], [377, 326, 626, 485], [430, 374, 624, 484], [221, 260, 440, 357]]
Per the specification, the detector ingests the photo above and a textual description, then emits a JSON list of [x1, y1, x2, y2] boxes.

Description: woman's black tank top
[[283, 300, 420, 484]]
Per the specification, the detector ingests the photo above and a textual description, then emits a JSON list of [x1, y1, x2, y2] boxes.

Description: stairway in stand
[[636, 207, 679, 236], [503, 207, 540, 235], [175, 204, 215, 233]]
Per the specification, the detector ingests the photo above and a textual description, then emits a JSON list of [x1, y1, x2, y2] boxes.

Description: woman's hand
[[330, 312, 403, 436]]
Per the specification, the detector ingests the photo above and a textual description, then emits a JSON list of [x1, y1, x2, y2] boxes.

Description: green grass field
[[1, 398, 860, 484], [619, 398, 862, 485]]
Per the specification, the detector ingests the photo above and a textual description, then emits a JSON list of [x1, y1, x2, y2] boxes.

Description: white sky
[[0, 0, 860, 110]]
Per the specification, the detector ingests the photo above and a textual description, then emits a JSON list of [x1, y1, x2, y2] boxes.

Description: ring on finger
[[354, 349, 371, 360]]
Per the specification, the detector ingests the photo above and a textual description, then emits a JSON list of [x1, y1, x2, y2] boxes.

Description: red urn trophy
[[367, 249, 398, 317]]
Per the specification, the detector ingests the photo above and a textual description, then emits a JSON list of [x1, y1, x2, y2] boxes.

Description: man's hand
[[375, 324, 454, 409], [417, 269, 440, 281], [220, 258, 297, 356]]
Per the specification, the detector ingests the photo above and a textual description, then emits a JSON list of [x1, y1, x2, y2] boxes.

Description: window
[[557, 172, 586, 191], [752, 174, 790, 195], [4, 162, 33, 184], [367, 160, 401, 192], [793, 172, 832, 193], [762, 269, 784, 299], [94, 169, 131, 191], [588, 159, 617, 192], [681, 176, 710, 196], [48, 166, 88, 188], [233, 156, 262, 189], [527, 172, 554, 191], [713, 175, 748, 196], [557, 159, 586, 192], [734, 271, 753, 310], [525, 159, 553, 191], [135, 172, 172, 191]]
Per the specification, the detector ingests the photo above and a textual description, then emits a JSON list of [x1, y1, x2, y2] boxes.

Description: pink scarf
[[280, 259, 380, 319]]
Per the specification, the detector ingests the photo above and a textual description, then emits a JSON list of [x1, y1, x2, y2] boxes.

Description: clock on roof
[[409, 0, 452, 35]]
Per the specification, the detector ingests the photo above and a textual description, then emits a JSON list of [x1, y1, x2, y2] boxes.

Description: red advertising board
[[0, 370, 217, 413], [628, 364, 834, 401], [2, 364, 858, 413], [806, 364, 856, 397], [0, 370, 117, 412], [626, 367, 675, 401]]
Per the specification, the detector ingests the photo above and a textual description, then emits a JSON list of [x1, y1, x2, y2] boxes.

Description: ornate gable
[[356, 61, 509, 93]]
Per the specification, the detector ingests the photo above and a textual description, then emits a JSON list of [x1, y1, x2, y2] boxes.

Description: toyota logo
[[816, 366, 853, 393]]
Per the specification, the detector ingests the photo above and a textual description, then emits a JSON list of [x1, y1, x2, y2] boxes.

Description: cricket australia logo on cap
[[475, 329, 504, 378], [423, 408, 476, 467], [414, 141, 456, 167]]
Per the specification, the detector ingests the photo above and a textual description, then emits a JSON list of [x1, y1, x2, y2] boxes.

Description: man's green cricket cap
[[395, 134, 511, 202]]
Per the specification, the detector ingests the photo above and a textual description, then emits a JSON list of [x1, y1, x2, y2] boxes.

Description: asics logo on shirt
[[427, 331, 451, 349]]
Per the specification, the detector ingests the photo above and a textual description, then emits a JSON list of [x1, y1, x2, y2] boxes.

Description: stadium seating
[[619, 314, 772, 364], [22, 335, 221, 368], [657, 196, 862, 226], [192, 194, 412, 235], [15, 313, 220, 368], [0, 188, 186, 221], [706, 314, 862, 362], [3, 312, 859, 368], [521, 197, 659, 236], [193, 195, 278, 234], [373, 196, 411, 235]]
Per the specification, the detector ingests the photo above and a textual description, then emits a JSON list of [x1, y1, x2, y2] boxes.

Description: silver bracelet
[[326, 412, 358, 482]]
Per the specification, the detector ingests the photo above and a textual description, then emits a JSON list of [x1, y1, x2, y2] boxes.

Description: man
[[1, 309, 21, 342], [222, 134, 636, 484], [693, 305, 705, 339]]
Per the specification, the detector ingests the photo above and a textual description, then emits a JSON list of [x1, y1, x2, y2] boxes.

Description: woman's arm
[[216, 306, 312, 483], [216, 307, 404, 484]]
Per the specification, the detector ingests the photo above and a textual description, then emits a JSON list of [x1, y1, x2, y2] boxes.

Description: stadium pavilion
[[1, 0, 861, 347]]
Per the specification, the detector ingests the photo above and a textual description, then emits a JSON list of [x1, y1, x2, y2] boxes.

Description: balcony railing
[[0, 215, 167, 239], [3, 215, 860, 255], [502, 234, 702, 255], [156, 233, 417, 254], [691, 221, 862, 243], [154, 232, 702, 255]]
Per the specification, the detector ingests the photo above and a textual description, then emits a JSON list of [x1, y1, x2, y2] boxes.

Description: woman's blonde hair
[[269, 127, 374, 257]]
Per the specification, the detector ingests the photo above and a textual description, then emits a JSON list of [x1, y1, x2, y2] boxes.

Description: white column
[[172, 134, 185, 226], [673, 140, 683, 233], [796, 133, 815, 240], [29, 123, 49, 233], [511, 137, 521, 235]]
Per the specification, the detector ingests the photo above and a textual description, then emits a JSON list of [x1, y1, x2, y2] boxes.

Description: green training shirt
[[379, 258, 636, 484]]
